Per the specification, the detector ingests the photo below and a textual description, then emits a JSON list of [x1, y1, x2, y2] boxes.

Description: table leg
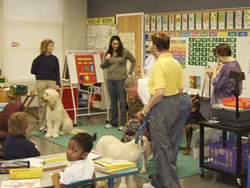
[[23, 96, 39, 120], [26, 110, 39, 120], [236, 132, 242, 178], [222, 130, 227, 141], [199, 124, 204, 167], [108, 178, 114, 188], [24, 96, 35, 107]]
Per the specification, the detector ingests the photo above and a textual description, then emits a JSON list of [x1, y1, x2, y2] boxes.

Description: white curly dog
[[42, 88, 86, 138], [96, 135, 151, 188]]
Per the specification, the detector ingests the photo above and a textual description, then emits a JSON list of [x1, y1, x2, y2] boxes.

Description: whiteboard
[[65, 50, 104, 84], [168, 36, 250, 98]]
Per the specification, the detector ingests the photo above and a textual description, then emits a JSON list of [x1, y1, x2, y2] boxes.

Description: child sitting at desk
[[51, 133, 96, 188], [3, 112, 41, 160]]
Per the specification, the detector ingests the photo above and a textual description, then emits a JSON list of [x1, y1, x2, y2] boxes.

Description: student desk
[[8, 92, 39, 120], [0, 153, 139, 188]]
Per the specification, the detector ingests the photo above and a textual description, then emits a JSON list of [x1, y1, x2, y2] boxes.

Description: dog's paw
[[118, 182, 128, 188], [140, 168, 146, 174], [45, 133, 52, 138], [59, 131, 65, 135], [52, 133, 59, 138], [128, 180, 137, 188], [96, 180, 107, 188]]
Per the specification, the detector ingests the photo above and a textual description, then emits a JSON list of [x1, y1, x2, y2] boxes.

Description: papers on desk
[[1, 179, 40, 188], [24, 158, 44, 168], [43, 156, 69, 171], [89, 151, 102, 160], [0, 102, 7, 112], [22, 151, 102, 172], [0, 161, 30, 174]]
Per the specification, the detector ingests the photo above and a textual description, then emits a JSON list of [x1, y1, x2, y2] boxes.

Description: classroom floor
[[27, 108, 239, 188]]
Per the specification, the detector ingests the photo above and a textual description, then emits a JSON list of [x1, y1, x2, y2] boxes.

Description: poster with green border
[[218, 12, 226, 29], [195, 13, 202, 30], [162, 15, 168, 31], [244, 10, 250, 29]]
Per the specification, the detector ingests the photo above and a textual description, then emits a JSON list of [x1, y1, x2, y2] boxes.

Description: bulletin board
[[64, 50, 104, 84], [86, 17, 117, 50], [144, 7, 250, 98]]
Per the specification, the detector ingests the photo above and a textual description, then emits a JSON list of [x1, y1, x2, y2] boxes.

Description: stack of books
[[94, 157, 137, 174], [43, 156, 68, 171]]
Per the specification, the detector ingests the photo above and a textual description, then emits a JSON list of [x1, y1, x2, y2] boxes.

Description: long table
[[0, 153, 139, 188]]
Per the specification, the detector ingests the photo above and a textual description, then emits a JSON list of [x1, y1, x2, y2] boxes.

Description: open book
[[94, 158, 136, 173]]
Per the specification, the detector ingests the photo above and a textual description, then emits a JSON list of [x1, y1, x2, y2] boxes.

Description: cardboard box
[[191, 146, 209, 160], [92, 101, 101, 108]]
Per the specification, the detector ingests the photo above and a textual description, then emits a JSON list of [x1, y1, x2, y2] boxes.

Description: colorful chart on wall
[[75, 55, 97, 84], [145, 31, 250, 98], [65, 51, 104, 84], [170, 39, 186, 69]]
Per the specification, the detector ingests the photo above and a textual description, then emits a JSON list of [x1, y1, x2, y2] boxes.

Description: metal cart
[[199, 121, 250, 187]]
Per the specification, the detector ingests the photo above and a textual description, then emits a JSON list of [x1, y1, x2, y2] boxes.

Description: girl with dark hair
[[100, 35, 136, 131], [51, 133, 96, 187]]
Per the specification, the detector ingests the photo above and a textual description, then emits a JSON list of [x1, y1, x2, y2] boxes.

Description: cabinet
[[200, 121, 250, 187], [0, 89, 10, 103], [61, 87, 78, 120]]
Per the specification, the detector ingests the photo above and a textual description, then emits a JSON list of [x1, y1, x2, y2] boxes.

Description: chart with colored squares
[[75, 55, 97, 84], [188, 37, 237, 67], [170, 40, 186, 69]]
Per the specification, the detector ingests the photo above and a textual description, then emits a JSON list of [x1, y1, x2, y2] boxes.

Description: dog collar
[[135, 112, 151, 144]]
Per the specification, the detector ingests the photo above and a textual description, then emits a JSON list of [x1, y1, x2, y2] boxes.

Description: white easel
[[61, 50, 109, 125]]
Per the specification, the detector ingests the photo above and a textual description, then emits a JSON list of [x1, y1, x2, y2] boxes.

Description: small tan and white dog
[[96, 135, 151, 188], [42, 88, 87, 138]]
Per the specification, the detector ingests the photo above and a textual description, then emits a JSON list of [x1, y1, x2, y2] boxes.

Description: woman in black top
[[31, 39, 60, 131]]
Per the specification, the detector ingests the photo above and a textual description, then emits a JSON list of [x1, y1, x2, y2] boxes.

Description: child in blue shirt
[[51, 133, 96, 188], [3, 112, 40, 160]]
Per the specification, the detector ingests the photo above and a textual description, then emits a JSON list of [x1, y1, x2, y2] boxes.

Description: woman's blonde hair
[[8, 112, 29, 136], [40, 39, 54, 55]]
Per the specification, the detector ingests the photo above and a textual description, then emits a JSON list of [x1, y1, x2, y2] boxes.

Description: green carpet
[[31, 124, 121, 149], [31, 124, 200, 181]]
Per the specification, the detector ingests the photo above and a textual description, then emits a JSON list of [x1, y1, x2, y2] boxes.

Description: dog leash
[[135, 112, 151, 145]]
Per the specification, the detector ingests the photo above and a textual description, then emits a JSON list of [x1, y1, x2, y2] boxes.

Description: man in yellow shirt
[[142, 32, 183, 188]]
